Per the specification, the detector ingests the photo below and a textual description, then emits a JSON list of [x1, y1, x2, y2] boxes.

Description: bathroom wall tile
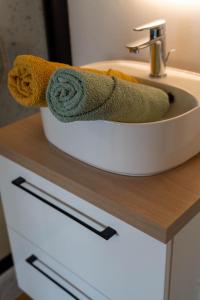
[[0, 1, 48, 295], [0, 0, 48, 127]]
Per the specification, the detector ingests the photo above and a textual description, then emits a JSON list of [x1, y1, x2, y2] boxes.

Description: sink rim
[[41, 60, 200, 176], [81, 59, 200, 127]]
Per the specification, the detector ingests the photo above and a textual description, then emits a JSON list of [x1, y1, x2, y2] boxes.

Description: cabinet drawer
[[8, 229, 108, 300], [0, 156, 167, 300]]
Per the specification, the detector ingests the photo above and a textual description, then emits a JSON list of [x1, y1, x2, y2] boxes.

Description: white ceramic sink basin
[[41, 60, 200, 176]]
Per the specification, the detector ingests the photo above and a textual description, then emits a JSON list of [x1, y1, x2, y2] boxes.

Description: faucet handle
[[165, 48, 176, 63], [134, 19, 166, 32]]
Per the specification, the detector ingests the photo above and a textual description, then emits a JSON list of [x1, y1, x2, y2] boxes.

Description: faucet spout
[[126, 37, 151, 54], [126, 36, 164, 54]]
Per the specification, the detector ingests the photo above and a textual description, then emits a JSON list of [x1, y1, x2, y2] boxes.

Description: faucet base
[[149, 73, 167, 78]]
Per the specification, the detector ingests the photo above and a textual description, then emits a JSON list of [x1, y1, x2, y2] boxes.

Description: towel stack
[[8, 55, 138, 107], [8, 55, 170, 123]]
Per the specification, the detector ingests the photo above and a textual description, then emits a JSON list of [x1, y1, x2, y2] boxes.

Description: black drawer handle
[[12, 177, 117, 240], [26, 255, 85, 300]]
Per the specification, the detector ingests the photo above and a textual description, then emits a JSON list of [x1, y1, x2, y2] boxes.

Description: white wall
[[68, 0, 200, 73]]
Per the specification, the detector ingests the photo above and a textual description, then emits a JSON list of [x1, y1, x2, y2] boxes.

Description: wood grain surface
[[17, 293, 31, 300], [1, 113, 200, 243]]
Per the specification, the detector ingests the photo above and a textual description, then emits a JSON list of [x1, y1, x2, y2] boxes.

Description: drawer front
[[8, 229, 109, 300], [0, 156, 167, 300]]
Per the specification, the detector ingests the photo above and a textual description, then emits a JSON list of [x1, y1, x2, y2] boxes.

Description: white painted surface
[[169, 212, 200, 300], [8, 229, 108, 300], [0, 156, 168, 300], [41, 60, 200, 176], [68, 0, 200, 73]]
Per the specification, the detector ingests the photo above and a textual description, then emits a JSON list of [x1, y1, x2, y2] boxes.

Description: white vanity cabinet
[[1, 155, 200, 300], [1, 115, 200, 300], [0, 156, 167, 300]]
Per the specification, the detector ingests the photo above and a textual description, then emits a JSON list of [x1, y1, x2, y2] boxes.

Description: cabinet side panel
[[164, 241, 173, 300], [0, 199, 10, 260], [170, 211, 200, 300]]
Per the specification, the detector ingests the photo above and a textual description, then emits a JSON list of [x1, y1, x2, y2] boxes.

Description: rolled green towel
[[46, 68, 170, 123]]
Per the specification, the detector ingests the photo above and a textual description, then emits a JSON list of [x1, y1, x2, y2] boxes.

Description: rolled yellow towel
[[8, 55, 138, 107]]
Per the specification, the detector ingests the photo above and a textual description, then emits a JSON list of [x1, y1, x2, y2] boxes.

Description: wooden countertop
[[1, 113, 200, 243]]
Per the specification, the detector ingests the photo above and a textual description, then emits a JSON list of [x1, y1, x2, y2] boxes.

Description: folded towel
[[7, 55, 138, 107], [47, 68, 170, 123]]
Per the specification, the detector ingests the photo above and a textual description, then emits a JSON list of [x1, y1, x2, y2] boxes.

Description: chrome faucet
[[126, 19, 174, 77]]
